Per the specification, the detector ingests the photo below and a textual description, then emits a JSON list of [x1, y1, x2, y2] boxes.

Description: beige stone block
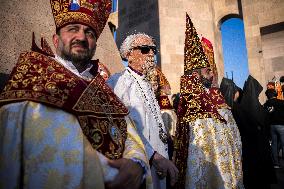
[[242, 5, 254, 16], [160, 7, 168, 14], [161, 54, 171, 64], [165, 45, 176, 54], [252, 1, 265, 14], [262, 46, 284, 59], [258, 14, 273, 27], [261, 31, 284, 50], [225, 0, 235, 6], [247, 47, 263, 59], [246, 36, 261, 49], [275, 12, 284, 24], [170, 54, 183, 65], [0, 0, 55, 74], [246, 15, 259, 26], [213, 0, 223, 8], [166, 8, 179, 17], [241, 0, 254, 6], [271, 56, 284, 72], [163, 66, 183, 79], [248, 58, 262, 74], [273, 7, 284, 24], [175, 45, 184, 54], [244, 23, 253, 35], [264, 59, 275, 82]]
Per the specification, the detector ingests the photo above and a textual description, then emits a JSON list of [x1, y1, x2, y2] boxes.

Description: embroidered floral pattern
[[50, 0, 111, 37], [0, 51, 129, 160]]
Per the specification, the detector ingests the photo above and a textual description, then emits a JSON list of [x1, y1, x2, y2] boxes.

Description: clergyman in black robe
[[220, 76, 276, 189]]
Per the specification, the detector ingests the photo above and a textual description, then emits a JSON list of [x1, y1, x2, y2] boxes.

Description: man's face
[[200, 67, 214, 88], [192, 70, 201, 79], [53, 24, 97, 63], [127, 35, 157, 75]]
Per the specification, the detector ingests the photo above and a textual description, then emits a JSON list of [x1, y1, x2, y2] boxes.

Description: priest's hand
[[152, 152, 179, 186], [105, 158, 143, 189]]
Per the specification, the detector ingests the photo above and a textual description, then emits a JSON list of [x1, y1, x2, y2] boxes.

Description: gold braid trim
[[173, 121, 190, 189], [54, 12, 101, 36]]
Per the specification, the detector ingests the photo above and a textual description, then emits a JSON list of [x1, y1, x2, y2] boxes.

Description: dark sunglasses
[[131, 45, 157, 55]]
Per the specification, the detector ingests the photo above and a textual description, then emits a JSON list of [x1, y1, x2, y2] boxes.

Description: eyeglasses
[[131, 45, 157, 55]]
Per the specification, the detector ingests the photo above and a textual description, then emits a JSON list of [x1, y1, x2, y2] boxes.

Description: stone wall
[[0, 0, 123, 81], [262, 30, 284, 86], [242, 0, 284, 102]]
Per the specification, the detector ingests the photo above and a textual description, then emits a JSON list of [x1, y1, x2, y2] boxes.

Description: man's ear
[[52, 34, 59, 49], [126, 51, 131, 62]]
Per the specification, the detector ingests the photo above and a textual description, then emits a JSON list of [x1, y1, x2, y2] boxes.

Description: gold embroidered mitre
[[184, 13, 210, 73], [50, 0, 111, 37]]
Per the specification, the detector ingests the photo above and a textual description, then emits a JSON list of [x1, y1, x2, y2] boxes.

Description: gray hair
[[120, 33, 156, 60]]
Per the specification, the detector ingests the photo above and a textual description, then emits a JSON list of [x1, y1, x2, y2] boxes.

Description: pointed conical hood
[[184, 13, 210, 73]]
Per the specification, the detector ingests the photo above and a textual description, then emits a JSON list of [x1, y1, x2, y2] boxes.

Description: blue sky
[[112, 0, 117, 12], [221, 18, 249, 88]]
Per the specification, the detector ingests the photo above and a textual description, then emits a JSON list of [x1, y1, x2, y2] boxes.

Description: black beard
[[63, 50, 92, 63], [61, 40, 95, 63], [201, 77, 213, 88]]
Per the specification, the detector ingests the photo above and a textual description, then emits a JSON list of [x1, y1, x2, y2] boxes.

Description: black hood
[[240, 75, 266, 126]]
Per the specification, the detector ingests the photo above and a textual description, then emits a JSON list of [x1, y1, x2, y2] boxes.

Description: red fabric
[[174, 75, 226, 188], [158, 95, 173, 110], [0, 51, 129, 159], [177, 75, 226, 124], [50, 0, 112, 37]]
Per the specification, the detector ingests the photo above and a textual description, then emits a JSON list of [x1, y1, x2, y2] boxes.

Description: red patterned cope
[[0, 51, 129, 160], [174, 75, 226, 188]]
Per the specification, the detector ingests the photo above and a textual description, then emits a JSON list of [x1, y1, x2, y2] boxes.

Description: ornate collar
[[54, 55, 94, 80]]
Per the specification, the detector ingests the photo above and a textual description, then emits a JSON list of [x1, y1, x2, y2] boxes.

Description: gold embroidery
[[78, 115, 127, 160], [25, 110, 52, 143], [43, 169, 65, 189], [50, 0, 112, 37], [54, 125, 70, 144], [61, 150, 80, 165], [81, 0, 93, 10], [161, 98, 169, 106], [0, 51, 129, 160], [55, 12, 100, 36], [73, 77, 129, 116], [179, 75, 225, 123], [184, 13, 210, 72], [26, 146, 57, 172], [0, 51, 77, 107]]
